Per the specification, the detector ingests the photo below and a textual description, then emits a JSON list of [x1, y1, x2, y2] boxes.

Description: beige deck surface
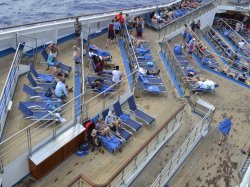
[[2, 25, 249, 187], [0, 53, 15, 94], [166, 33, 250, 187], [30, 28, 187, 187]]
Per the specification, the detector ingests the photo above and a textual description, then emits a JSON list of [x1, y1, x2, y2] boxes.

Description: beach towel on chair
[[100, 135, 121, 153]]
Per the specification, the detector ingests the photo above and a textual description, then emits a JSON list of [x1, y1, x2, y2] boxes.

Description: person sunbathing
[[129, 31, 149, 47], [104, 111, 123, 136], [227, 70, 238, 78]]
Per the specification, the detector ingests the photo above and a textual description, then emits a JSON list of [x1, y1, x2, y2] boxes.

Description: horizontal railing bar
[[0, 1, 180, 31], [66, 104, 186, 187]]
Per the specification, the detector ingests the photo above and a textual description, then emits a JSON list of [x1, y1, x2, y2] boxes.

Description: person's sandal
[[68, 87, 73, 92]]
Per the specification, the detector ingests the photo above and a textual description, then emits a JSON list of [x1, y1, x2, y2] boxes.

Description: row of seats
[[127, 35, 167, 94], [18, 48, 73, 123], [205, 28, 250, 74], [173, 33, 218, 94], [214, 25, 250, 60], [145, 0, 211, 30], [83, 95, 155, 153], [86, 45, 117, 95], [194, 33, 250, 86]]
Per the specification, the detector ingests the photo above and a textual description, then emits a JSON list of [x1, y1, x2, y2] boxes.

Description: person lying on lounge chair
[[92, 54, 114, 68], [91, 78, 104, 90], [129, 31, 149, 47], [104, 111, 123, 136], [88, 48, 112, 61]]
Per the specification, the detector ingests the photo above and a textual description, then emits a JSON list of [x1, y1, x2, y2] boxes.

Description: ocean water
[[0, 0, 166, 28]]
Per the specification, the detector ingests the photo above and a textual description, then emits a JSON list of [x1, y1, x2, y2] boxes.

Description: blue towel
[[218, 118, 232, 136]]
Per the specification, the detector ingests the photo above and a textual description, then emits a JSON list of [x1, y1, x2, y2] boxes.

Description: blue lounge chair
[[91, 115, 123, 153], [86, 76, 115, 95], [41, 48, 72, 74], [127, 96, 155, 126], [138, 72, 164, 85], [138, 80, 167, 94], [27, 72, 55, 90], [20, 100, 62, 111], [19, 102, 58, 121], [23, 84, 59, 100], [102, 109, 132, 142], [89, 45, 111, 57], [113, 101, 142, 132], [30, 64, 54, 83], [86, 76, 113, 85], [89, 60, 113, 76]]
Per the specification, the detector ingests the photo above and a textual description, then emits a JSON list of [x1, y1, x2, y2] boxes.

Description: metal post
[[27, 127, 32, 155]]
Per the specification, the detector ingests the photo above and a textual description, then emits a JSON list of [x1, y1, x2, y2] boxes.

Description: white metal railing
[[0, 1, 181, 33], [213, 18, 250, 59], [158, 0, 218, 41], [0, 70, 137, 171], [0, 43, 24, 137], [204, 25, 250, 74], [240, 163, 250, 187], [67, 104, 186, 187], [151, 100, 215, 187]]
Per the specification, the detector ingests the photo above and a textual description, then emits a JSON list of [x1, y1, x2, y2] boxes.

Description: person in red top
[[115, 12, 124, 25], [106, 19, 115, 49]]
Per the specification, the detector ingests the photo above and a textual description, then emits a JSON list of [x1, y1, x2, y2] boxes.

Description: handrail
[[207, 25, 250, 62], [124, 22, 140, 69], [216, 18, 249, 47], [158, 0, 217, 40], [0, 1, 181, 31], [0, 43, 23, 124], [161, 40, 189, 91], [0, 69, 137, 146], [66, 104, 186, 187], [151, 104, 214, 186]]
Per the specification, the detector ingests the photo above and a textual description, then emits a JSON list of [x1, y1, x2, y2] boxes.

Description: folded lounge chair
[[30, 64, 54, 83], [113, 101, 143, 132], [41, 48, 72, 74], [127, 96, 155, 126], [102, 109, 132, 142]]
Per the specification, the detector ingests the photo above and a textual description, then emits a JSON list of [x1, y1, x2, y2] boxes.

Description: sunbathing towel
[[99, 135, 121, 153]]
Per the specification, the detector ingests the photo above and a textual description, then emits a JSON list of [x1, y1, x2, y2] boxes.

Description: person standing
[[235, 22, 241, 33], [195, 19, 201, 34], [190, 20, 196, 32], [114, 19, 121, 43], [106, 20, 115, 49], [218, 115, 233, 145], [74, 17, 82, 46], [73, 45, 81, 77], [136, 18, 143, 38], [112, 65, 122, 84]]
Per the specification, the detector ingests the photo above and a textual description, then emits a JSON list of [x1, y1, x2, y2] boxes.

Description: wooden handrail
[[66, 104, 186, 187]]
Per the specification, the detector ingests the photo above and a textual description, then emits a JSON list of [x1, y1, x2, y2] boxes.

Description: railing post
[[27, 127, 32, 155]]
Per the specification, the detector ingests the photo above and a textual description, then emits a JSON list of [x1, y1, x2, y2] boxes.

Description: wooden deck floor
[[166, 33, 250, 187], [0, 53, 14, 95], [28, 29, 188, 186], [2, 27, 249, 187]]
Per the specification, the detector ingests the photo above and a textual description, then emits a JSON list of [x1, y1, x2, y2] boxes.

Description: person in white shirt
[[112, 65, 122, 84], [104, 111, 122, 135], [238, 40, 245, 49]]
